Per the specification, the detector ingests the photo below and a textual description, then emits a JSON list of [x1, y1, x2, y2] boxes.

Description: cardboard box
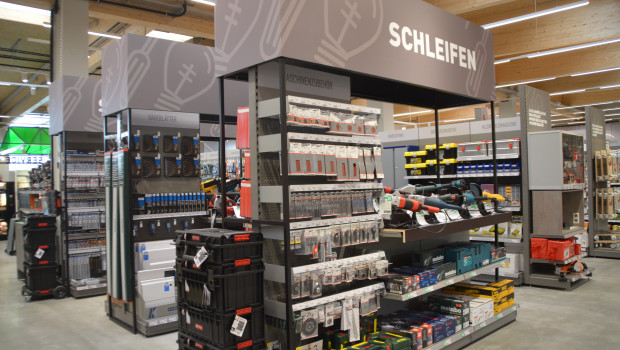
[[443, 283, 501, 303], [138, 247, 175, 271], [387, 274, 420, 294], [138, 276, 175, 302], [430, 262, 457, 281], [427, 295, 470, 318], [488, 279, 514, 295]]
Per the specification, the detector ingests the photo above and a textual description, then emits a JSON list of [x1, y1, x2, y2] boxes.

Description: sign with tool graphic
[[49, 75, 102, 135], [101, 34, 248, 116], [215, 0, 496, 102]]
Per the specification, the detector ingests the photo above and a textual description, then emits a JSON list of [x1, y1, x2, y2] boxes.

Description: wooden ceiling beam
[[530, 70, 620, 93], [550, 87, 620, 107], [460, 0, 582, 26], [495, 42, 620, 84]]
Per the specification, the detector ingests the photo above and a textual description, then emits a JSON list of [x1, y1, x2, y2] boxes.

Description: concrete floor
[[1, 240, 619, 349]]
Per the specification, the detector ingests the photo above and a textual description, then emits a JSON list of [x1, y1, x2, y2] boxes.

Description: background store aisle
[[467, 257, 620, 349], [2, 238, 620, 349], [0, 241, 176, 349]]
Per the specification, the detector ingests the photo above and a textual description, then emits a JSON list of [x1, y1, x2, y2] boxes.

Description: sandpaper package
[[335, 145, 350, 181], [373, 146, 385, 179], [347, 146, 361, 181], [324, 144, 337, 176]]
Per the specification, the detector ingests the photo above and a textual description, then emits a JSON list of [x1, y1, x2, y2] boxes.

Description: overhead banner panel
[[101, 34, 248, 116], [49, 75, 102, 135], [215, 0, 496, 102]]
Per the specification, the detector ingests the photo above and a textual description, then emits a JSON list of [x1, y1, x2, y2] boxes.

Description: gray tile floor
[[1, 240, 619, 349]]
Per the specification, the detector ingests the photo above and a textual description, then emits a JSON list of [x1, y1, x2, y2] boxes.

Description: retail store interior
[[1, 0, 619, 349]]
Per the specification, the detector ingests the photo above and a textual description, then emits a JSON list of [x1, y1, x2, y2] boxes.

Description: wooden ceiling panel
[[495, 42, 620, 85], [529, 70, 620, 93], [424, 0, 517, 15], [550, 87, 620, 106]]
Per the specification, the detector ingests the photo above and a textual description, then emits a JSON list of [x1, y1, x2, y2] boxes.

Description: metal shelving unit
[[104, 109, 204, 336], [53, 131, 107, 298], [586, 107, 620, 259]]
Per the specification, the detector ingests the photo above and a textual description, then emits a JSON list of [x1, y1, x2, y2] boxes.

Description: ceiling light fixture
[[527, 37, 620, 59], [41, 22, 51, 28], [551, 117, 583, 122], [27, 37, 50, 44], [21, 73, 28, 83], [571, 66, 620, 77], [393, 109, 433, 117], [549, 89, 586, 96], [394, 121, 418, 125], [146, 30, 193, 42], [494, 58, 511, 65], [482, 0, 589, 29], [606, 113, 620, 117], [496, 77, 555, 89], [601, 84, 620, 89], [45, 74, 51, 85], [192, 0, 216, 5], [604, 107, 620, 112], [567, 121, 586, 125], [88, 31, 121, 40], [555, 100, 620, 110], [30, 87, 36, 95], [441, 117, 476, 124], [0, 81, 50, 88], [0, 82, 10, 86]]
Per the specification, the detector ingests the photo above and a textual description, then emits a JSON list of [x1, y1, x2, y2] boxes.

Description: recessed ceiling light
[[496, 77, 555, 89], [21, 73, 28, 83], [549, 89, 586, 96], [88, 31, 121, 40], [146, 30, 193, 42], [571, 66, 620, 77], [192, 0, 216, 5], [482, 1, 588, 30]]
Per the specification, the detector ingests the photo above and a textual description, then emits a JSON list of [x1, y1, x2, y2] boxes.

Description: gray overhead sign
[[49, 75, 102, 135], [215, 0, 496, 101]]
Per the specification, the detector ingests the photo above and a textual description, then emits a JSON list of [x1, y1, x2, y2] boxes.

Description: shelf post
[[490, 102, 499, 281], [218, 77, 228, 228]]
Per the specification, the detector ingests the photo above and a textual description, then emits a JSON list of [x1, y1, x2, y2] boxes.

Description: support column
[[367, 100, 394, 132], [52, 0, 89, 79]]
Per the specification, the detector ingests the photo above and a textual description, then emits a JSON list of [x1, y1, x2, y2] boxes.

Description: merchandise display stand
[[586, 107, 620, 258], [527, 129, 591, 289], [53, 131, 107, 298], [104, 109, 204, 336]]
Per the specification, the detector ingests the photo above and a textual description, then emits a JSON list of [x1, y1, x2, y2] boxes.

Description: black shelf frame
[[218, 56, 512, 348]]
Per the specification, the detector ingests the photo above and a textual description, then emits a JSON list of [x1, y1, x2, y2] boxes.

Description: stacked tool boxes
[[23, 215, 58, 299], [176, 228, 264, 350]]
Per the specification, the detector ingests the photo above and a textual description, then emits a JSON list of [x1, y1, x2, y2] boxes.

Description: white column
[[52, 0, 89, 79], [367, 100, 394, 132]]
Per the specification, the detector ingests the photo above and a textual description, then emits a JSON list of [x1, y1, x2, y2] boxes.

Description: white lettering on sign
[[9, 155, 50, 165], [527, 108, 548, 128], [389, 22, 477, 71], [592, 124, 604, 138]]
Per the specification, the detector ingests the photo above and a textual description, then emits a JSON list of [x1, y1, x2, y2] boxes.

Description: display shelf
[[457, 154, 520, 162], [530, 253, 585, 265], [288, 214, 382, 230], [529, 268, 593, 289], [258, 132, 380, 153], [292, 283, 384, 312], [592, 248, 620, 258], [290, 183, 383, 192], [474, 272, 524, 286], [132, 211, 206, 221], [70, 283, 107, 298], [592, 240, 620, 243], [530, 227, 586, 239], [258, 95, 380, 118], [456, 172, 520, 178], [404, 175, 456, 180], [469, 235, 522, 244], [381, 212, 512, 243], [69, 247, 105, 255], [383, 259, 505, 301], [425, 304, 519, 350], [67, 206, 105, 213]]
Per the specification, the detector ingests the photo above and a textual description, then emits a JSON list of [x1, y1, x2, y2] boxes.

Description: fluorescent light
[[604, 107, 620, 112], [552, 117, 583, 122], [27, 37, 50, 44], [441, 117, 476, 124], [549, 89, 586, 96], [0, 81, 49, 88], [393, 109, 433, 117], [567, 121, 585, 125], [88, 31, 121, 40], [601, 84, 620, 89], [41, 22, 51, 28], [482, 1, 588, 29], [571, 66, 620, 77], [496, 77, 555, 89], [192, 0, 216, 5], [9, 114, 50, 128], [0, 82, 10, 86], [401, 126, 406, 130], [0, 115, 10, 118], [30, 87, 36, 95], [556, 100, 619, 109], [527, 37, 620, 59], [146, 30, 192, 42], [21, 73, 27, 83], [607, 113, 620, 117], [494, 58, 511, 65], [0, 2, 49, 15], [0, 2, 50, 26], [394, 121, 418, 125]]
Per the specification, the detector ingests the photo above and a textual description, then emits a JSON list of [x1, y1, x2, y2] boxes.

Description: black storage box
[[24, 215, 56, 229], [176, 258, 264, 313], [23, 227, 56, 246], [24, 264, 57, 292], [179, 304, 265, 349], [178, 331, 265, 350], [175, 229, 263, 265], [24, 244, 56, 265]]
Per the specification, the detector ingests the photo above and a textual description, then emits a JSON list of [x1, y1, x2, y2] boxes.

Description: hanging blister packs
[[373, 146, 385, 179]]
